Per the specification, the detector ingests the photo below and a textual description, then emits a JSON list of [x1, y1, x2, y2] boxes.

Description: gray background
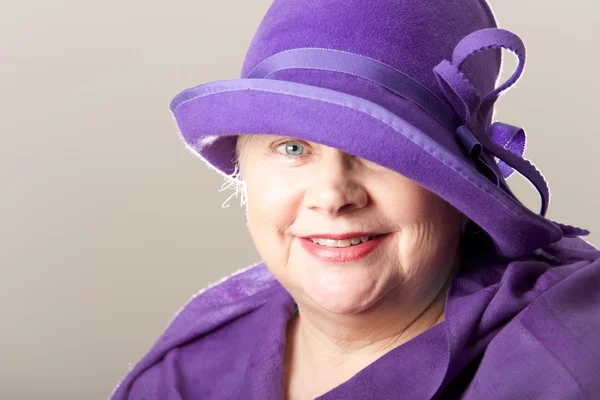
[[1, 0, 598, 398]]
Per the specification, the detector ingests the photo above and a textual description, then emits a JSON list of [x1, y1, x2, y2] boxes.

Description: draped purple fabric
[[110, 236, 600, 399]]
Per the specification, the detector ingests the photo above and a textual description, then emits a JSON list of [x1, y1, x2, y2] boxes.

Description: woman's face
[[236, 134, 464, 316]]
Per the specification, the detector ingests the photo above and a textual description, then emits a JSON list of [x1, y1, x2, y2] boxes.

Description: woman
[[111, 0, 600, 399]]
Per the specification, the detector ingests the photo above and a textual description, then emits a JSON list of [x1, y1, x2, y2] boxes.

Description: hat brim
[[169, 78, 563, 258]]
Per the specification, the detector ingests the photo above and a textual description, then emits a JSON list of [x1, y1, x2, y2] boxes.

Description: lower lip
[[299, 234, 390, 263]]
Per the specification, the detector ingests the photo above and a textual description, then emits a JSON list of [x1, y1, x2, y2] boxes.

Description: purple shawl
[[110, 236, 600, 399]]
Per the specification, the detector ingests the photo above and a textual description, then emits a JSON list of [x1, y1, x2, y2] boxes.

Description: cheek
[[383, 191, 462, 272], [383, 180, 459, 232], [403, 201, 461, 250], [246, 171, 300, 229], [244, 169, 304, 270]]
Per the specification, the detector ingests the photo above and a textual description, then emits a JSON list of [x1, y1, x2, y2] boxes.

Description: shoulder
[[110, 260, 282, 399], [461, 237, 600, 399]]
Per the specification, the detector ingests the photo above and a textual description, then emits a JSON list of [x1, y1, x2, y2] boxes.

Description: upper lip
[[301, 232, 387, 240]]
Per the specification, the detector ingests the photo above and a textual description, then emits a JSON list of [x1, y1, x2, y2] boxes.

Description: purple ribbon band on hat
[[246, 28, 549, 217], [247, 47, 462, 133]]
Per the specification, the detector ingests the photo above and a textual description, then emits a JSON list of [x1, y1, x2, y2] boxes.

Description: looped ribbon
[[432, 28, 550, 215]]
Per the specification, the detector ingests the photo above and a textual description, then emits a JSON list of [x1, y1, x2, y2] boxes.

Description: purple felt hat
[[169, 0, 589, 258]]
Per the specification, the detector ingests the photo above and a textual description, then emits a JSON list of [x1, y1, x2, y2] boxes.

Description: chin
[[301, 279, 382, 315]]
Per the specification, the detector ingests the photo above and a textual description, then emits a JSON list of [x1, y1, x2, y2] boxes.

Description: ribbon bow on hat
[[433, 28, 548, 214], [432, 28, 588, 237]]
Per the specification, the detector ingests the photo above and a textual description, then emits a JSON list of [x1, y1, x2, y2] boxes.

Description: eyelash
[[273, 140, 311, 159]]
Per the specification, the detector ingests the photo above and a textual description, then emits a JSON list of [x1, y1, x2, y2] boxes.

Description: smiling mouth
[[299, 233, 390, 263], [305, 233, 389, 247]]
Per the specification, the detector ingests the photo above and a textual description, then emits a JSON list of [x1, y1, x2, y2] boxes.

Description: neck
[[285, 263, 456, 379]]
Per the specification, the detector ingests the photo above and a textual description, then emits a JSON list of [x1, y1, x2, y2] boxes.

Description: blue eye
[[277, 141, 306, 157]]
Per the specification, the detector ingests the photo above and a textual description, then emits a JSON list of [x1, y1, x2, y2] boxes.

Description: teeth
[[309, 236, 373, 247]]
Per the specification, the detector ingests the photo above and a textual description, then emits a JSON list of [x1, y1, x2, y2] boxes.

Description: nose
[[303, 149, 368, 216]]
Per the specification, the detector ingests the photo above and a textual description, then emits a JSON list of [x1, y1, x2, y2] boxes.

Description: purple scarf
[[110, 236, 600, 399]]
